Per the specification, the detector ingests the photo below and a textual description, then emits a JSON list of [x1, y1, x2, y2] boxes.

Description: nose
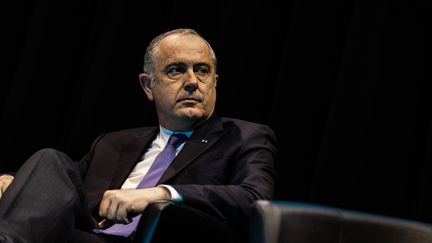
[[183, 69, 198, 93]]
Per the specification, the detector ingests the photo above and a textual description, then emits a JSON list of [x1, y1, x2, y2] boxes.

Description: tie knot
[[167, 133, 188, 148]]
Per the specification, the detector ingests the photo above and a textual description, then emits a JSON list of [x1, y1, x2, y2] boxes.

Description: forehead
[[154, 34, 213, 65]]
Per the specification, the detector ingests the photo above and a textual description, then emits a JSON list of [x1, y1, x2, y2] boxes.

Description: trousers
[[0, 148, 129, 243]]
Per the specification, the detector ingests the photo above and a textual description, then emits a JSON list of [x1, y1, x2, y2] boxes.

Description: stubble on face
[[150, 34, 217, 130]]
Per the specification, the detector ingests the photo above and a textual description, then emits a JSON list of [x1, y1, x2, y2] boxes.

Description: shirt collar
[[159, 126, 193, 141]]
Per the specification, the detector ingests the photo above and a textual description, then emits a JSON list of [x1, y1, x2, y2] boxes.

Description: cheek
[[154, 84, 181, 103], [153, 91, 174, 109], [203, 88, 217, 107]]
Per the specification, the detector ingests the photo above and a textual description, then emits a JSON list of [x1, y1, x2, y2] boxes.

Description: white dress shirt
[[120, 126, 193, 201]]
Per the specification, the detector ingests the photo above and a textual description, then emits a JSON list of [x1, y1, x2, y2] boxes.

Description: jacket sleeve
[[171, 125, 277, 227]]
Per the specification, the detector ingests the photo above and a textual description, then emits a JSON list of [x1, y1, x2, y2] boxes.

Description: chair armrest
[[249, 200, 432, 243], [133, 200, 244, 243]]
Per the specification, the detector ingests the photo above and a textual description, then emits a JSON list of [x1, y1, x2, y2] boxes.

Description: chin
[[177, 108, 205, 121]]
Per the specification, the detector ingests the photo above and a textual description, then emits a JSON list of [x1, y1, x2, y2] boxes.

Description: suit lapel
[[159, 116, 224, 183], [110, 128, 158, 189]]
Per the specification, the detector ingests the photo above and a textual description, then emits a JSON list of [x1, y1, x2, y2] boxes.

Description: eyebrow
[[193, 62, 211, 68], [163, 61, 211, 70], [165, 61, 184, 67]]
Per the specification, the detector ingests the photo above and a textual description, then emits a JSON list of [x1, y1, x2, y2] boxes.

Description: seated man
[[0, 28, 277, 243]]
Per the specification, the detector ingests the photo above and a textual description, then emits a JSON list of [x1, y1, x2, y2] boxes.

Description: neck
[[160, 116, 210, 132]]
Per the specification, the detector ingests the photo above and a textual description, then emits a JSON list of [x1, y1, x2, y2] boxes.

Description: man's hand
[[98, 187, 170, 228], [0, 175, 14, 200]]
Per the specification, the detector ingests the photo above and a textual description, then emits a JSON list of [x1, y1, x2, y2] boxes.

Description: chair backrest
[[249, 200, 432, 243]]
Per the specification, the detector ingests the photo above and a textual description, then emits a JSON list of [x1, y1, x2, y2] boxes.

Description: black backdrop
[[1, 1, 431, 224]]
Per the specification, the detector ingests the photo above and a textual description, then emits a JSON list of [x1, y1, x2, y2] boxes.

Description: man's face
[[141, 34, 217, 131]]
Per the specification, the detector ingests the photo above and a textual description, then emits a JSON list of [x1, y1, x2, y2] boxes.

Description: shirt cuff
[[158, 184, 183, 202]]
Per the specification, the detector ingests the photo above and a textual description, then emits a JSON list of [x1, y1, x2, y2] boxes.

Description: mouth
[[177, 97, 202, 103]]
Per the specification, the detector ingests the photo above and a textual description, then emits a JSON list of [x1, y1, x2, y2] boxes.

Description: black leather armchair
[[249, 200, 432, 243], [133, 200, 245, 243], [69, 200, 244, 243]]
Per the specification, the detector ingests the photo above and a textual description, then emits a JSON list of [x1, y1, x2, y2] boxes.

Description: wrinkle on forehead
[[154, 34, 213, 66]]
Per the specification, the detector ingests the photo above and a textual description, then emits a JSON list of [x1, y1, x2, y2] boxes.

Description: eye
[[194, 65, 210, 74], [166, 65, 186, 79], [194, 65, 210, 79]]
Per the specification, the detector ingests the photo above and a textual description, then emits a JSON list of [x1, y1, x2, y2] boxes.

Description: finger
[[99, 192, 112, 218], [116, 205, 130, 224], [106, 200, 119, 221], [98, 219, 115, 229]]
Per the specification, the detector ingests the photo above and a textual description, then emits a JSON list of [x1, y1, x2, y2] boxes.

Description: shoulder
[[220, 117, 274, 133], [218, 117, 277, 141], [96, 126, 158, 143], [215, 117, 278, 156], [104, 126, 157, 136]]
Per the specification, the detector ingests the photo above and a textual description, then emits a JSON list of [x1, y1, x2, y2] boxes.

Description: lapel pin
[[201, 139, 208, 143]]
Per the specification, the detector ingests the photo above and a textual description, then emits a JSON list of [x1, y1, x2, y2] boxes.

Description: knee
[[34, 148, 60, 155], [33, 148, 65, 159], [31, 148, 71, 166], [26, 148, 79, 178]]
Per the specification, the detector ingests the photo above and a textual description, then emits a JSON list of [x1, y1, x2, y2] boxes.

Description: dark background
[[1, 1, 431, 224]]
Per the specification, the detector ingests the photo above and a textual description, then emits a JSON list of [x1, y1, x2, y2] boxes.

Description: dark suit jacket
[[77, 115, 277, 228]]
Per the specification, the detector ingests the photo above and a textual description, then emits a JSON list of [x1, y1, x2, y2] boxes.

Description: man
[[0, 28, 277, 242]]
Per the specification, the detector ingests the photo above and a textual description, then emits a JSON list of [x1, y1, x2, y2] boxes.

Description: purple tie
[[94, 133, 188, 237]]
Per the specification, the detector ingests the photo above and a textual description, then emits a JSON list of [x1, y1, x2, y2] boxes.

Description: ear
[[214, 74, 218, 87], [139, 73, 154, 101]]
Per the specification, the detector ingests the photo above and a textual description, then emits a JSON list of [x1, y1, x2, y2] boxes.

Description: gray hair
[[143, 28, 217, 75]]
